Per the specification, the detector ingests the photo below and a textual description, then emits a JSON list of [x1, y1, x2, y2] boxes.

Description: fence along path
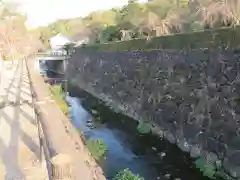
[[27, 57, 106, 180], [0, 59, 48, 179]]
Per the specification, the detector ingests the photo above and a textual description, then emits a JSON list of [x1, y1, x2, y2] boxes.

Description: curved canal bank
[[66, 89, 214, 180]]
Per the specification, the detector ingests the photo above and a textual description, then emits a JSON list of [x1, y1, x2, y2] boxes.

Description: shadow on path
[[0, 60, 40, 179]]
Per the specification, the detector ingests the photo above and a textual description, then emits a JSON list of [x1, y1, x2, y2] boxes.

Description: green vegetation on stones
[[194, 158, 235, 180], [215, 171, 235, 180], [50, 85, 69, 115], [112, 169, 144, 180], [86, 139, 107, 160], [137, 122, 151, 135], [195, 158, 217, 179]]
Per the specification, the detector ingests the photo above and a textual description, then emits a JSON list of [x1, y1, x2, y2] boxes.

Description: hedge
[[77, 26, 240, 52]]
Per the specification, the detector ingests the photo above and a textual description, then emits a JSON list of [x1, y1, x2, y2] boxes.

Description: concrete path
[[0, 60, 48, 179], [27, 58, 106, 180]]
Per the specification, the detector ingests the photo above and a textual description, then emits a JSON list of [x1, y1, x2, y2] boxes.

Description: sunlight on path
[[0, 60, 47, 180]]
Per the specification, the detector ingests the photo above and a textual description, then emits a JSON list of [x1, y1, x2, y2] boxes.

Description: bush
[[50, 85, 69, 114], [50, 85, 64, 99], [86, 139, 107, 160], [112, 169, 144, 180], [78, 26, 240, 52], [100, 26, 121, 43], [57, 101, 69, 115]]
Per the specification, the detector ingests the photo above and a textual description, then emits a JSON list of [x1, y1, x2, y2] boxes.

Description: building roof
[[50, 33, 71, 49]]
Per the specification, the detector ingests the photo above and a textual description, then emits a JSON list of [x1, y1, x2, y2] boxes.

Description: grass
[[112, 169, 144, 180], [77, 125, 107, 161], [86, 139, 108, 160], [76, 128, 84, 137], [50, 85, 108, 161], [50, 85, 69, 115]]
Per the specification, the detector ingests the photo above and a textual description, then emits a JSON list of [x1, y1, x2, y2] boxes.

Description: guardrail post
[[51, 154, 73, 180], [39, 137, 44, 163]]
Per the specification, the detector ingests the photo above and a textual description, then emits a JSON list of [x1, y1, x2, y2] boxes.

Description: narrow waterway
[[66, 91, 212, 180]]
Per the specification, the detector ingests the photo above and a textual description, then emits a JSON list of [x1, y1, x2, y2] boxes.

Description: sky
[[11, 0, 147, 28]]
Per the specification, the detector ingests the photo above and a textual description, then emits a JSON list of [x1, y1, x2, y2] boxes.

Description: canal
[[66, 89, 213, 180]]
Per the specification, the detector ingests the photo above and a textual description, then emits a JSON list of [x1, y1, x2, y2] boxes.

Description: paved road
[[0, 60, 47, 180]]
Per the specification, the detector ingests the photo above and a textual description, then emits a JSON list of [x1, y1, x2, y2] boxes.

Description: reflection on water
[[67, 96, 160, 179], [67, 95, 211, 180]]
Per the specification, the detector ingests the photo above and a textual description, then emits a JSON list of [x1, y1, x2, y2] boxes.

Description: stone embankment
[[68, 48, 240, 178]]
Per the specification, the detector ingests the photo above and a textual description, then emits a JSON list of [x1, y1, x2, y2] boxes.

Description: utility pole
[[63, 44, 69, 97], [64, 52, 68, 97], [63, 43, 75, 97]]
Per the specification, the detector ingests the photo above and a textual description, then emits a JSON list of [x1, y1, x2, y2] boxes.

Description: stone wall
[[67, 48, 240, 178]]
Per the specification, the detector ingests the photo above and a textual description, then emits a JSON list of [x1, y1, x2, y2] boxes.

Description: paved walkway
[[0, 60, 47, 179], [27, 58, 105, 180]]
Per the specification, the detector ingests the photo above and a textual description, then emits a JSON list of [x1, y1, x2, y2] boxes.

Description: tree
[[138, 0, 183, 38], [0, 3, 23, 62], [100, 26, 121, 42], [194, 0, 240, 28], [34, 0, 240, 47], [116, 0, 145, 28], [0, 2, 42, 61]]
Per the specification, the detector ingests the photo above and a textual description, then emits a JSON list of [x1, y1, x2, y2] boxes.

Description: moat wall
[[67, 48, 240, 178]]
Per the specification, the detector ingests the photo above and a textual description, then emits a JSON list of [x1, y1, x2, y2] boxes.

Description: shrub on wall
[[78, 26, 240, 52]]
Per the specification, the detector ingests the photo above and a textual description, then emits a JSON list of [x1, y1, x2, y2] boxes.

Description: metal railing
[[25, 57, 74, 180], [24, 57, 52, 180]]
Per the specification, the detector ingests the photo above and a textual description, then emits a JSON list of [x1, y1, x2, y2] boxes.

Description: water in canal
[[66, 92, 212, 180]]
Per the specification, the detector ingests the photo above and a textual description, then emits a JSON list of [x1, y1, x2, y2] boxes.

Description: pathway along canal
[[66, 90, 212, 180]]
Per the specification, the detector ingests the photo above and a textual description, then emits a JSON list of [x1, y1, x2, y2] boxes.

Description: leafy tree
[[116, 0, 145, 28], [49, 20, 71, 35], [0, 2, 42, 61], [193, 0, 240, 28], [100, 25, 121, 42], [34, 0, 240, 47], [38, 27, 53, 48], [138, 0, 183, 38]]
